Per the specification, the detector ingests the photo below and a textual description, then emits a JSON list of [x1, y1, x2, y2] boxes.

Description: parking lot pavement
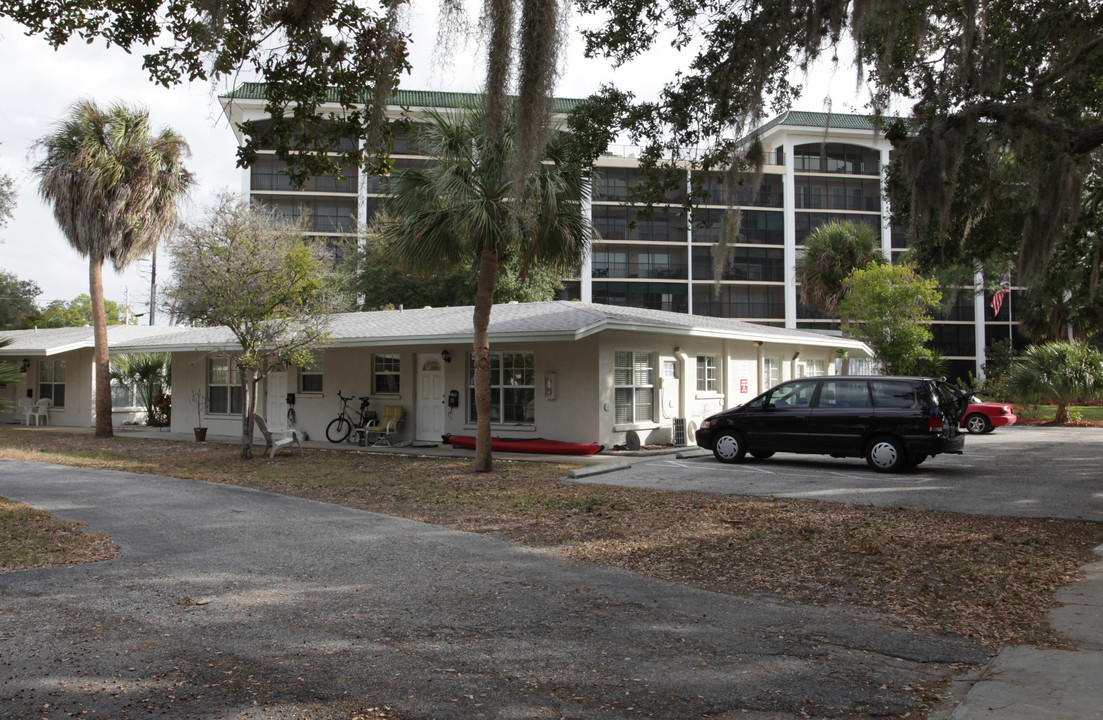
[[0, 458, 988, 720], [569, 426, 1103, 522]]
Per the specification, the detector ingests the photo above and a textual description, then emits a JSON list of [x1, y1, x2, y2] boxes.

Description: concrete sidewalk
[[935, 544, 1103, 720]]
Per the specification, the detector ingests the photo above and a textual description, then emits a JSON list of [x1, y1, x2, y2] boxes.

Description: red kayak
[[442, 434, 604, 456]]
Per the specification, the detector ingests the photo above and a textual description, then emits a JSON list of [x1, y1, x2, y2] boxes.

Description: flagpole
[[1007, 278, 1013, 344]]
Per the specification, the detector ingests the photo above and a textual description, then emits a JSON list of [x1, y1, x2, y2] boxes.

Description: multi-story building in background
[[221, 86, 1022, 382]]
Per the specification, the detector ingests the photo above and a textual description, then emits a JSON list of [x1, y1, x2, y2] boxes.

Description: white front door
[[266, 370, 289, 427], [416, 354, 446, 442]]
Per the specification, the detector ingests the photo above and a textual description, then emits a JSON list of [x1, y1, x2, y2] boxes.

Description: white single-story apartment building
[[96, 301, 870, 448], [0, 325, 191, 427]]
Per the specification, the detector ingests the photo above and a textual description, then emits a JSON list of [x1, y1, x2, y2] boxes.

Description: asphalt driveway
[[0, 458, 987, 720], [584, 426, 1103, 522]]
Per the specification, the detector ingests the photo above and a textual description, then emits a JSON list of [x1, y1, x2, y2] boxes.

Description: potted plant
[[191, 389, 207, 442]]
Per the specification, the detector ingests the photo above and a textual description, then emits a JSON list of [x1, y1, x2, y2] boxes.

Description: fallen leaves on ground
[[3, 428, 1100, 649]]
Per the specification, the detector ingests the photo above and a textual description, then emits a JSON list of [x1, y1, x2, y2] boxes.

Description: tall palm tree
[[795, 220, 885, 373], [382, 108, 591, 471], [34, 100, 192, 437]]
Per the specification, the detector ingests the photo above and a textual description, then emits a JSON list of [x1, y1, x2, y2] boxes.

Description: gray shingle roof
[[109, 302, 869, 354], [0, 325, 192, 356], [223, 83, 586, 115]]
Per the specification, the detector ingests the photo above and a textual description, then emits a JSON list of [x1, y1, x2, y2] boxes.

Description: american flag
[[990, 271, 1011, 317]]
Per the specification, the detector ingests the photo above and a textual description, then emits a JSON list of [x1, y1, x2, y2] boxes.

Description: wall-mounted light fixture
[[441, 349, 452, 363], [20, 358, 30, 373], [752, 341, 763, 347]]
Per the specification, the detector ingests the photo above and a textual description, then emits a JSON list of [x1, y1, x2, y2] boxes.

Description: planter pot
[[193, 427, 208, 442]]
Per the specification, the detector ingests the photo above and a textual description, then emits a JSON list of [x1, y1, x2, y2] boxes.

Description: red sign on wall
[[740, 379, 748, 393]]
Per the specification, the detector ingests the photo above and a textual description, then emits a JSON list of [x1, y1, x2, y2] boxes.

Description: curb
[[565, 462, 633, 479]]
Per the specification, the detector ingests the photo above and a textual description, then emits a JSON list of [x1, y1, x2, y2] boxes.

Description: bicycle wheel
[[326, 416, 352, 443]]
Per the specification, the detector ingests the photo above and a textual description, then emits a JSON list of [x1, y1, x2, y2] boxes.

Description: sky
[[0, 3, 870, 319]]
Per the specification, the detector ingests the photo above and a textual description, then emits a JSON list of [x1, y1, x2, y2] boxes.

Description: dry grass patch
[[1, 496, 118, 571], [3, 427, 1101, 648]]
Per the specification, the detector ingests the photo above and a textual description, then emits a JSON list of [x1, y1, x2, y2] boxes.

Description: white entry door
[[416, 354, 446, 442], [266, 370, 289, 427]]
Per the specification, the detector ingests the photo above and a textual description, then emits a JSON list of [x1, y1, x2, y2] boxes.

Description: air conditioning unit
[[673, 417, 687, 445]]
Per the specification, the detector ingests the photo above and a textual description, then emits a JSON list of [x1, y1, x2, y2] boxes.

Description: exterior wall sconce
[[20, 358, 30, 373], [441, 349, 451, 363]]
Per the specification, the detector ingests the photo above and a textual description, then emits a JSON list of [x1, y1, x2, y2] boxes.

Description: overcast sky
[[0, 4, 869, 318]]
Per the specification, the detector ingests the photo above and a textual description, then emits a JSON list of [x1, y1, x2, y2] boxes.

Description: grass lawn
[[3, 427, 1102, 650], [1016, 405, 1103, 422]]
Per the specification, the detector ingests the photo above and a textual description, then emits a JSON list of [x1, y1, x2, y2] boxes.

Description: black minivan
[[695, 376, 968, 472]]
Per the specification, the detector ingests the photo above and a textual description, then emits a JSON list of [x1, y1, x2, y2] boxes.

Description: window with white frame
[[763, 357, 781, 389], [800, 359, 827, 377], [111, 379, 142, 409], [614, 351, 654, 424], [372, 354, 401, 394], [467, 351, 535, 424], [696, 355, 719, 393], [207, 357, 243, 415], [299, 357, 324, 394], [38, 359, 66, 408]]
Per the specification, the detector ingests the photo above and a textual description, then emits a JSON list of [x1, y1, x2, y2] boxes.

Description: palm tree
[[381, 108, 591, 471], [110, 352, 171, 427], [795, 220, 885, 373], [33, 100, 192, 437], [1004, 341, 1103, 424]]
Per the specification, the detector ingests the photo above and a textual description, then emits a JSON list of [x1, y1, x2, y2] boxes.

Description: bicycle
[[326, 391, 375, 443]]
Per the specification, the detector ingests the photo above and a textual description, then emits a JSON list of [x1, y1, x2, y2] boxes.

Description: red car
[[959, 392, 1018, 434]]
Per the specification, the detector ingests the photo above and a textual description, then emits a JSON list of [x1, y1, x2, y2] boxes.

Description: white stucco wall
[[164, 335, 843, 450], [1, 349, 96, 428]]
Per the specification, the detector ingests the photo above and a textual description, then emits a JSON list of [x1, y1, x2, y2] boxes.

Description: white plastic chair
[[252, 413, 304, 458], [17, 398, 33, 426], [30, 398, 52, 426]]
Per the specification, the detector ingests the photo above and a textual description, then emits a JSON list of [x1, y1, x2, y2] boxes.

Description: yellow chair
[[364, 405, 404, 446]]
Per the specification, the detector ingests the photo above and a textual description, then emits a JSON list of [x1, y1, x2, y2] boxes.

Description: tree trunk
[[239, 364, 257, 459], [1055, 402, 1070, 424], [473, 248, 499, 472], [839, 314, 851, 375], [89, 256, 113, 438]]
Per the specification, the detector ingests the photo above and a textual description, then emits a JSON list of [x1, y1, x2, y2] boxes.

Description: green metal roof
[[223, 82, 586, 114]]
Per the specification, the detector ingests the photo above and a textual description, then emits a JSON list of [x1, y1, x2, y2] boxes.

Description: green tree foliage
[[0, 172, 13, 229], [163, 195, 344, 459], [1017, 152, 1103, 345], [795, 220, 885, 317], [0, 269, 42, 329], [110, 352, 170, 426], [381, 107, 591, 471], [794, 221, 885, 374], [33, 100, 191, 438], [1, 0, 409, 185], [838, 263, 942, 375], [571, 0, 1103, 281], [38, 294, 123, 328], [1004, 341, 1103, 424], [353, 231, 566, 311]]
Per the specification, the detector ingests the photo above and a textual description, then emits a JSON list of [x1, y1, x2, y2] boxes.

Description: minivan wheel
[[713, 431, 747, 463], [964, 413, 992, 434], [866, 436, 906, 473]]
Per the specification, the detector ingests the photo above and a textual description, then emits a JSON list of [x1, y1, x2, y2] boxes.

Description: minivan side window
[[870, 381, 917, 408], [818, 379, 872, 408], [766, 380, 818, 409]]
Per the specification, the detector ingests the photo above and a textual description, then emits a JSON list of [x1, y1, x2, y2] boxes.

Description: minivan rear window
[[870, 381, 917, 408]]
